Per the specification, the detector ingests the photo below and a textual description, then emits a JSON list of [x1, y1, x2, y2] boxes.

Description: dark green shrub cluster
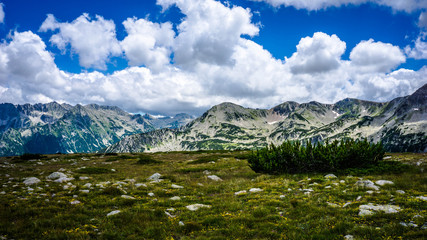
[[136, 155, 160, 164], [248, 139, 385, 174], [76, 167, 111, 174]]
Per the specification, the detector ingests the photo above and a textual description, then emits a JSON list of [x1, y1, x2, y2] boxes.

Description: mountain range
[[0, 103, 194, 156], [104, 84, 427, 153]]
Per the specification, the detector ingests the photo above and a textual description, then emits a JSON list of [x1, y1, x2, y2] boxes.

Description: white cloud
[[0, 3, 4, 23], [350, 39, 405, 73], [158, 0, 259, 69], [40, 13, 122, 70], [405, 32, 427, 59], [252, 0, 427, 12], [419, 11, 427, 29], [285, 32, 346, 74], [121, 17, 175, 72]]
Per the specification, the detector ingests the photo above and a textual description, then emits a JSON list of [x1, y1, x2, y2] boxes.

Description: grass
[[0, 151, 426, 239]]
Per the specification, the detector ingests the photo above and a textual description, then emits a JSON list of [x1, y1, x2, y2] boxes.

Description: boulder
[[147, 173, 162, 182], [171, 184, 184, 189], [207, 175, 222, 181], [355, 180, 379, 190], [23, 177, 41, 185], [47, 172, 67, 180], [107, 210, 121, 216], [324, 174, 337, 179], [249, 188, 263, 193], [186, 204, 211, 211], [375, 180, 394, 186]]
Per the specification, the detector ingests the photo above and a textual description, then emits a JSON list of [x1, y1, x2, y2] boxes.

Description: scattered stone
[[167, 208, 175, 212], [366, 190, 374, 194], [23, 177, 41, 185], [107, 210, 121, 216], [355, 180, 379, 190], [359, 203, 401, 216], [416, 196, 427, 201], [340, 180, 345, 184], [324, 174, 337, 179], [344, 235, 354, 240], [375, 180, 394, 186], [396, 190, 405, 194], [164, 211, 175, 218], [279, 195, 286, 198], [325, 186, 331, 189], [179, 221, 185, 226], [343, 202, 352, 207], [148, 192, 155, 197], [83, 183, 92, 188], [170, 196, 181, 201], [47, 172, 67, 180], [234, 190, 247, 196], [70, 200, 81, 205], [413, 214, 422, 218], [111, 169, 116, 172], [121, 195, 135, 200], [383, 156, 391, 159], [203, 170, 211, 175], [186, 204, 211, 211], [135, 183, 147, 188], [249, 188, 263, 193], [207, 175, 222, 181], [197, 183, 204, 186], [171, 184, 184, 189], [80, 190, 90, 193], [147, 173, 162, 182], [327, 202, 339, 207], [79, 176, 89, 180], [0, 191, 5, 195]]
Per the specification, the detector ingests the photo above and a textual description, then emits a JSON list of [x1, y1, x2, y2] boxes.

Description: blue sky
[[0, 0, 426, 115]]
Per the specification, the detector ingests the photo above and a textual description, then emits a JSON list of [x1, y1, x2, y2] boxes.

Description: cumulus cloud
[[285, 32, 346, 74], [158, 0, 259, 69], [40, 13, 122, 70], [0, 3, 4, 23], [1, 0, 425, 116], [121, 17, 175, 72], [252, 0, 427, 12], [419, 11, 427, 29], [405, 32, 427, 59], [350, 39, 406, 73]]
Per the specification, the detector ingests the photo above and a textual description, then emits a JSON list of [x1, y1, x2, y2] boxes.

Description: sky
[[0, 0, 426, 116]]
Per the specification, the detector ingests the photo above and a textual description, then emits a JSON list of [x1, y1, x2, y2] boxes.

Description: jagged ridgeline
[[0, 103, 194, 156], [105, 84, 427, 153]]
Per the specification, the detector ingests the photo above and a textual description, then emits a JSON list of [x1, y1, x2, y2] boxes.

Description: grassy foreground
[[0, 151, 426, 239]]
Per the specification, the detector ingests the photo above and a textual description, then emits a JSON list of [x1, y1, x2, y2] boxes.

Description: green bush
[[248, 139, 385, 174], [76, 167, 112, 174], [136, 155, 160, 164]]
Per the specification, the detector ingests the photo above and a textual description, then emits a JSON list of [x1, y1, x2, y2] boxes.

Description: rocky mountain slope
[[0, 103, 193, 156], [105, 84, 427, 153]]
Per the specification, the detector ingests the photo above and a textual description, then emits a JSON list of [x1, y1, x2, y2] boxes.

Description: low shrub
[[76, 167, 111, 174], [136, 155, 160, 164], [248, 139, 385, 174]]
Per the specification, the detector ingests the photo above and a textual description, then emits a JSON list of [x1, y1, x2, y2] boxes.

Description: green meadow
[[0, 151, 426, 239]]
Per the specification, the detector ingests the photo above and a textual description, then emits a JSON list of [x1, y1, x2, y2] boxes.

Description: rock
[[249, 188, 263, 193], [83, 183, 92, 188], [340, 180, 345, 184], [148, 192, 155, 197], [234, 190, 247, 196], [325, 186, 331, 189], [359, 203, 401, 216], [203, 170, 211, 175], [375, 180, 394, 186], [327, 202, 339, 207], [344, 235, 354, 240], [179, 221, 185, 226], [135, 183, 147, 188], [396, 190, 405, 194], [164, 211, 175, 218], [107, 210, 121, 216], [80, 189, 90, 193], [147, 173, 162, 182], [359, 209, 374, 216], [207, 175, 222, 181], [416, 196, 427, 201], [47, 172, 67, 180], [171, 184, 184, 189], [355, 180, 379, 190], [279, 195, 286, 198], [79, 176, 89, 180], [324, 174, 337, 179], [121, 195, 135, 200], [343, 202, 352, 207], [186, 204, 211, 211], [54, 176, 74, 183], [170, 196, 181, 201], [70, 200, 81, 205], [366, 190, 374, 194], [23, 177, 41, 185]]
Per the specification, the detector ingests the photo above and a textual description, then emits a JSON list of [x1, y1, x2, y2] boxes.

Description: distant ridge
[[104, 84, 427, 153]]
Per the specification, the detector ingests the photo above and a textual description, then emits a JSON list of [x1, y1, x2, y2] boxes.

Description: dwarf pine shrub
[[248, 139, 385, 174]]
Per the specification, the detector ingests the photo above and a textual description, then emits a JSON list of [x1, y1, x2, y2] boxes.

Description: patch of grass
[[76, 167, 112, 174], [136, 155, 161, 165]]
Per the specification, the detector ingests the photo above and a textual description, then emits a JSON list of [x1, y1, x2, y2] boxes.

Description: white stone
[[340, 180, 345, 184], [375, 180, 394, 186], [23, 177, 41, 185], [203, 170, 211, 175], [164, 211, 175, 218], [70, 200, 81, 205], [327, 202, 339, 207], [170, 196, 181, 201], [47, 172, 67, 180], [359, 209, 374, 216], [416, 196, 427, 201], [186, 204, 211, 211], [359, 203, 401, 216], [179, 221, 185, 226], [355, 180, 379, 190], [79, 176, 89, 180], [83, 183, 92, 188], [396, 190, 405, 194], [80, 190, 90, 193], [324, 174, 337, 179], [107, 210, 121, 216], [148, 192, 155, 197], [343, 202, 352, 208], [147, 173, 162, 182], [325, 186, 331, 189], [207, 175, 222, 181], [344, 235, 354, 240], [121, 195, 135, 200], [249, 188, 263, 193], [234, 190, 247, 196], [366, 190, 374, 194], [54, 176, 74, 183], [279, 195, 286, 198], [135, 183, 147, 188], [171, 184, 184, 189]]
